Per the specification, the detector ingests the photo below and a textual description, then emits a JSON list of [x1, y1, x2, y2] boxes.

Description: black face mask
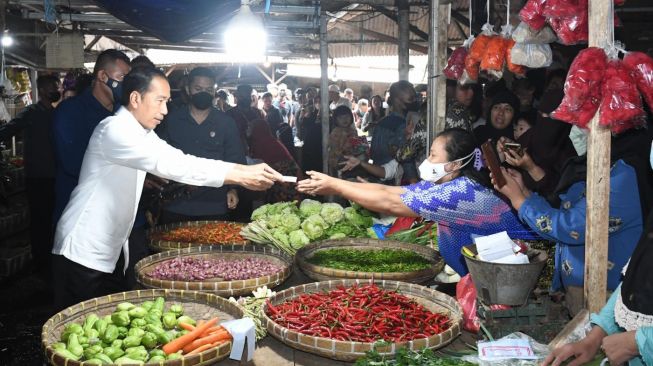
[[48, 91, 61, 102], [406, 100, 421, 112], [105, 77, 122, 104], [191, 92, 213, 110]]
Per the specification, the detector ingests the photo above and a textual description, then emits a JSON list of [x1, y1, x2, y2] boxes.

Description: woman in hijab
[[249, 118, 301, 203], [474, 91, 520, 145]]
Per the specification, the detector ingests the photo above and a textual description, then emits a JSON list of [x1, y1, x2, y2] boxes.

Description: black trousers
[[25, 178, 55, 278], [52, 254, 125, 312], [52, 226, 150, 311]]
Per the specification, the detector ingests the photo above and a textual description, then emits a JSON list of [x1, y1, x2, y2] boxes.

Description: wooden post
[[584, 0, 612, 314], [319, 9, 329, 175], [427, 2, 449, 146]]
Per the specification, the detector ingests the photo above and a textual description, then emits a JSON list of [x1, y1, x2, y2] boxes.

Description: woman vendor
[[297, 128, 539, 276]]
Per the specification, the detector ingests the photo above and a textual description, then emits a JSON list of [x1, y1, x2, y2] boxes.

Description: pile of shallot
[[149, 257, 283, 281]]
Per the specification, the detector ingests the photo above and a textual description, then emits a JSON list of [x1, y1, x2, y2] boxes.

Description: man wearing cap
[[328, 84, 353, 111]]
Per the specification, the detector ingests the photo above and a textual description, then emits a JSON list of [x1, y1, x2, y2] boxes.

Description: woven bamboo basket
[[295, 238, 444, 284], [135, 244, 293, 297], [42, 289, 244, 366], [262, 279, 462, 362], [148, 221, 249, 252]]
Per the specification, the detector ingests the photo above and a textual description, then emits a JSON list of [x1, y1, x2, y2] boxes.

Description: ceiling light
[[1, 31, 13, 47], [224, 1, 266, 62]]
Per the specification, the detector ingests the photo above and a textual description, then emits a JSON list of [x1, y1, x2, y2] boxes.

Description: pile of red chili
[[154, 222, 247, 244], [265, 284, 451, 343]]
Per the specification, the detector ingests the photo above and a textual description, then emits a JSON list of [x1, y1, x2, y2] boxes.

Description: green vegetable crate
[[42, 289, 244, 366], [296, 238, 444, 284]]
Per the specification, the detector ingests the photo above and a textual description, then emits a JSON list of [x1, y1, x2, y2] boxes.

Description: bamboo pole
[[583, 0, 612, 314]]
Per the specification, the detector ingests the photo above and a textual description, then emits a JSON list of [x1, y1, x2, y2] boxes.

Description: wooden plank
[[583, 0, 612, 314], [330, 20, 428, 54], [435, 4, 449, 135]]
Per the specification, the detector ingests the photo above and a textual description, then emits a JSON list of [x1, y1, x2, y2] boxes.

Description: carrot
[[182, 330, 232, 354], [178, 322, 195, 331], [187, 343, 215, 355], [162, 317, 218, 355], [200, 325, 222, 337]]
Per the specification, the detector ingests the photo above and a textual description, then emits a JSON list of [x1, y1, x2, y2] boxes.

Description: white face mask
[[569, 126, 588, 156], [419, 151, 475, 183]]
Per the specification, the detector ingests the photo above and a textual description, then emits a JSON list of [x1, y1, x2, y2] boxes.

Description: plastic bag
[[444, 47, 468, 80], [551, 47, 607, 128], [456, 274, 481, 333], [562, 47, 608, 110], [481, 36, 508, 72], [469, 34, 492, 62], [542, 0, 579, 19], [505, 39, 527, 76], [599, 60, 646, 133], [512, 22, 557, 44], [623, 51, 653, 109], [462, 332, 550, 365], [510, 42, 552, 69], [549, 9, 588, 45], [519, 0, 547, 31]]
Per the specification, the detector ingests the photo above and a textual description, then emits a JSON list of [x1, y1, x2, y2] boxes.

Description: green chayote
[[117, 326, 129, 339], [140, 332, 157, 349], [162, 313, 177, 329], [93, 319, 108, 337], [94, 353, 113, 364], [83, 344, 103, 360], [122, 335, 141, 348], [114, 356, 144, 365], [152, 297, 165, 313], [148, 355, 166, 362], [61, 323, 83, 342], [111, 339, 123, 349], [66, 333, 83, 358], [168, 304, 183, 317], [148, 349, 166, 358], [111, 311, 130, 327], [127, 328, 145, 338], [140, 301, 154, 311], [116, 302, 135, 312], [77, 335, 88, 346], [144, 313, 162, 327], [125, 347, 148, 362], [83, 314, 99, 333], [166, 351, 183, 360], [103, 346, 124, 361], [51, 342, 66, 352], [176, 315, 196, 326], [128, 306, 147, 319], [54, 349, 80, 361], [130, 318, 147, 329], [101, 324, 119, 344]]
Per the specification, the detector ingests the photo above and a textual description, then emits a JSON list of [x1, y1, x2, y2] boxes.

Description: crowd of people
[[2, 46, 653, 364]]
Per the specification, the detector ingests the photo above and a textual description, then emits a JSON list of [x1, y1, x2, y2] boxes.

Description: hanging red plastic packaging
[[505, 39, 527, 76], [548, 0, 588, 46], [551, 47, 607, 128], [599, 60, 646, 133], [480, 36, 508, 72], [542, 0, 578, 18], [444, 47, 468, 80], [623, 51, 653, 109], [519, 0, 547, 31], [469, 34, 491, 62]]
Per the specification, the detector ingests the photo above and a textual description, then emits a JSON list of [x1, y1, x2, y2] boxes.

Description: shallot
[[150, 257, 282, 281]]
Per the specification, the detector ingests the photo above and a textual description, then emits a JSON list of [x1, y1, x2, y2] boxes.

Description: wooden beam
[[398, 0, 410, 80], [370, 5, 429, 41], [275, 73, 289, 85], [331, 19, 428, 54], [164, 65, 177, 77], [320, 11, 330, 175], [84, 35, 101, 51], [583, 0, 612, 314]]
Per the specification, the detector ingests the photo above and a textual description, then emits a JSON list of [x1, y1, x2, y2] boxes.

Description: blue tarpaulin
[[94, 0, 241, 43]]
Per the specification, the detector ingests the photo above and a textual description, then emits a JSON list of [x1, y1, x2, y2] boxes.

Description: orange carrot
[[199, 325, 220, 336], [163, 317, 218, 355], [182, 330, 232, 354], [178, 322, 195, 331], [187, 343, 215, 355]]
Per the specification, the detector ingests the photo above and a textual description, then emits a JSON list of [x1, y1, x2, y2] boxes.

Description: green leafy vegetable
[[320, 202, 344, 224], [299, 199, 322, 218], [307, 248, 432, 272], [301, 214, 328, 240], [355, 346, 475, 366]]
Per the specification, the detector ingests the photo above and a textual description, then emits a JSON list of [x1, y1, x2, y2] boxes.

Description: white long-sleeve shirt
[[53, 107, 234, 273]]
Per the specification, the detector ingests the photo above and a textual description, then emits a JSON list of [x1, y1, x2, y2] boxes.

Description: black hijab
[[474, 91, 520, 144], [621, 206, 653, 317]]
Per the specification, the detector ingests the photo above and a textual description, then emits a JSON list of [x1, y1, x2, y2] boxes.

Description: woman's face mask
[[418, 150, 474, 183]]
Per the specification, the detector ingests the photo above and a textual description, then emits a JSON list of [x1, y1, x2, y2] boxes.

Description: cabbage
[[344, 207, 373, 228], [267, 214, 284, 229], [320, 203, 344, 224], [299, 199, 322, 218], [280, 214, 301, 233], [301, 214, 328, 240], [272, 229, 290, 246], [289, 230, 310, 248], [251, 204, 270, 221]]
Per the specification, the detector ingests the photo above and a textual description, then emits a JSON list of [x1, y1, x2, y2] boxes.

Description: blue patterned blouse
[[401, 176, 540, 276]]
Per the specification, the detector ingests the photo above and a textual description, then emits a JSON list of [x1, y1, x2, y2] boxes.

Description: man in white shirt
[[52, 68, 283, 309]]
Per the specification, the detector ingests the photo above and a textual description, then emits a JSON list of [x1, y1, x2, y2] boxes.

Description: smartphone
[[504, 142, 523, 156], [481, 141, 506, 188]]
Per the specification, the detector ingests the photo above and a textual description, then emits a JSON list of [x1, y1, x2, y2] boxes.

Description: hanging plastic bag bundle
[[599, 60, 646, 133], [623, 51, 653, 109], [505, 39, 527, 77], [512, 22, 557, 44], [510, 42, 552, 69], [547, 0, 589, 45], [444, 47, 469, 80], [551, 47, 607, 128], [542, 0, 579, 18], [519, 0, 547, 31], [464, 31, 492, 83]]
